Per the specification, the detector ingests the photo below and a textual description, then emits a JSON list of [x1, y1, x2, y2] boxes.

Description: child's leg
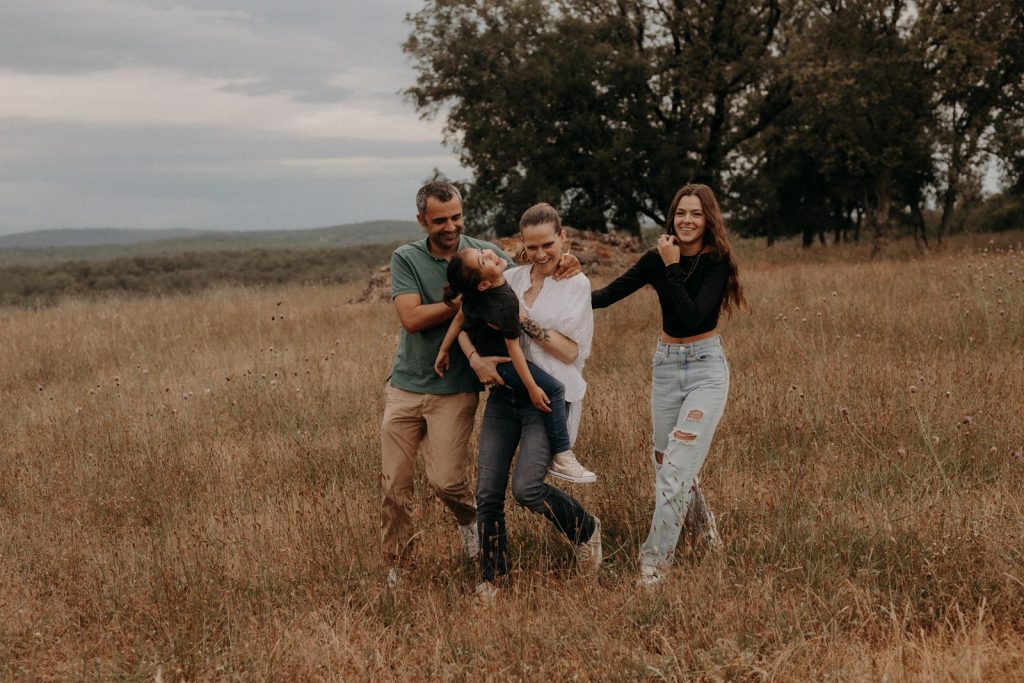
[[524, 361, 572, 454], [495, 361, 572, 455]]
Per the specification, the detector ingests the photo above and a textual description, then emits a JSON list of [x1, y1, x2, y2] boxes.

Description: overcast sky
[[0, 0, 463, 235]]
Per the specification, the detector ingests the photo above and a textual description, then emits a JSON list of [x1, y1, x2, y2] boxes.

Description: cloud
[[0, 67, 443, 142], [0, 1, 468, 233], [0, 120, 464, 232], [0, 0, 420, 102]]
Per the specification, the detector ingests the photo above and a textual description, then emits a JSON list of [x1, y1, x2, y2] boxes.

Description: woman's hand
[[552, 252, 581, 280], [469, 352, 509, 386], [657, 234, 681, 266], [528, 384, 552, 413], [434, 350, 450, 377]]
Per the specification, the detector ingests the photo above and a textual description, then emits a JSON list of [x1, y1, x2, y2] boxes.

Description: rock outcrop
[[349, 227, 645, 304]]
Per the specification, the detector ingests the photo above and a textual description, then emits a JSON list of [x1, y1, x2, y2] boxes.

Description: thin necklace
[[679, 251, 702, 282]]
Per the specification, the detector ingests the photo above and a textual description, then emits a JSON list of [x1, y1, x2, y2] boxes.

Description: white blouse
[[505, 266, 594, 405]]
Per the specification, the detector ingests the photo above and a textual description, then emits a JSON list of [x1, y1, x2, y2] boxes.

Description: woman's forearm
[[521, 316, 578, 364]]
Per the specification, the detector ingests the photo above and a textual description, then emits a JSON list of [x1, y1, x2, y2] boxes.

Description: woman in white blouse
[[466, 203, 601, 599], [506, 230, 595, 479]]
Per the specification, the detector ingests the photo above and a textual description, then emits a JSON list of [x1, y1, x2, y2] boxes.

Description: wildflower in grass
[[909, 385, 918, 394], [989, 446, 998, 455], [1013, 451, 1021, 460], [839, 406, 849, 417], [897, 447, 907, 456], [962, 416, 973, 425]]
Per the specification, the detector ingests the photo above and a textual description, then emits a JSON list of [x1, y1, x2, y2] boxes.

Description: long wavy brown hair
[[665, 184, 748, 316]]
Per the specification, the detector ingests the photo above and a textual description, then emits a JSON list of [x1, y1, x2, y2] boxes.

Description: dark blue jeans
[[476, 387, 596, 582], [495, 359, 571, 454]]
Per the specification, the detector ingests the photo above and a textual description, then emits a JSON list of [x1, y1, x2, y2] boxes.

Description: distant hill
[[0, 220, 423, 265], [0, 228, 202, 249]]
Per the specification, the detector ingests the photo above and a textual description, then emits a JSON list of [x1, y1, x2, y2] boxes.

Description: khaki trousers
[[380, 384, 479, 565]]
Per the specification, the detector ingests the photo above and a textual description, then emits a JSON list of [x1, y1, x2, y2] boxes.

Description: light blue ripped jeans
[[641, 335, 730, 569]]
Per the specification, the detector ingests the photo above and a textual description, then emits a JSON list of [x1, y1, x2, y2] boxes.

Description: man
[[381, 181, 578, 584]]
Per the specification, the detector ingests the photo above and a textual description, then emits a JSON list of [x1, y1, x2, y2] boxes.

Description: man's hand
[[657, 234, 681, 266], [469, 352, 510, 386], [528, 385, 552, 413], [434, 349, 450, 377], [552, 252, 582, 280]]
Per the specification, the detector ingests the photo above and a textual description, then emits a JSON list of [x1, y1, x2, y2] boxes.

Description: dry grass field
[[1, 232, 1023, 680]]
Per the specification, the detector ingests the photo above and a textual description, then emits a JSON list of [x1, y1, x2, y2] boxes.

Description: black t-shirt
[[591, 248, 728, 337], [462, 282, 521, 357]]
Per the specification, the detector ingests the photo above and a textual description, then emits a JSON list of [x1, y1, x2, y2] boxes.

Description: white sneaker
[[548, 451, 597, 484], [639, 565, 663, 588], [574, 516, 602, 574], [459, 522, 479, 560], [474, 581, 499, 604]]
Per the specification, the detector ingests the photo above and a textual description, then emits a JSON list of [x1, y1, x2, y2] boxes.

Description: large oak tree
[[404, 0, 790, 235]]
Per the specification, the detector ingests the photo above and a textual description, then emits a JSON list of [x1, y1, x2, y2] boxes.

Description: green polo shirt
[[389, 235, 514, 394]]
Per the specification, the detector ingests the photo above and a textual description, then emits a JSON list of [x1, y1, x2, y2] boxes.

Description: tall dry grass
[[1, 233, 1023, 680]]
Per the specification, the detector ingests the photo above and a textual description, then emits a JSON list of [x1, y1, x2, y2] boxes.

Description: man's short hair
[[416, 181, 463, 215]]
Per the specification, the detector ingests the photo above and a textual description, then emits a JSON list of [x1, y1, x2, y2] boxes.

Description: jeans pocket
[[652, 349, 668, 366]]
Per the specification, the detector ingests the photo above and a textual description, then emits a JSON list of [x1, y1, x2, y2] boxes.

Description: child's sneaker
[[547, 451, 597, 484]]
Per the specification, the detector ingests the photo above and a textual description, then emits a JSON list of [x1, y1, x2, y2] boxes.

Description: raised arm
[[590, 250, 652, 309]]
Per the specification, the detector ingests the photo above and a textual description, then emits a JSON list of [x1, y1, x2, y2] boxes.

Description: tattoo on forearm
[[520, 317, 551, 342]]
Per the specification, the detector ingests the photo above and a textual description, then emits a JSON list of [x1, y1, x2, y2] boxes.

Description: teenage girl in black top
[[592, 183, 746, 586]]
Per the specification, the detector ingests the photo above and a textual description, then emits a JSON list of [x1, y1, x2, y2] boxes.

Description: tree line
[[404, 0, 1024, 249]]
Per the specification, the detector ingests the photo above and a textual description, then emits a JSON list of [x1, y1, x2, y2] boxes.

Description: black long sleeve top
[[591, 248, 729, 337]]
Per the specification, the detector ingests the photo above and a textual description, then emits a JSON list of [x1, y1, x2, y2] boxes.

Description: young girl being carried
[[435, 216, 597, 485]]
